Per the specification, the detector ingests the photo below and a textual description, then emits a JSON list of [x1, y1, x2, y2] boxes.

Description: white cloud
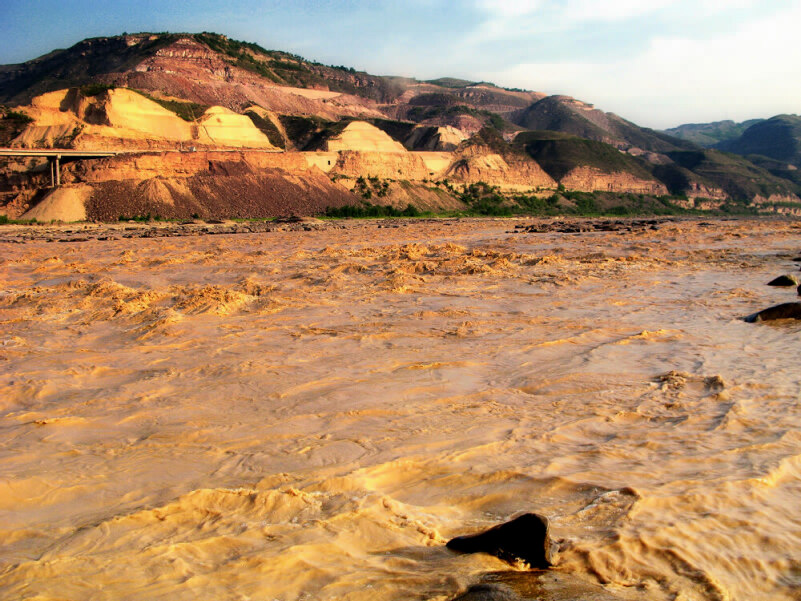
[[483, 2, 801, 127], [694, 0, 759, 14], [561, 0, 678, 22], [474, 0, 544, 17], [468, 0, 681, 46]]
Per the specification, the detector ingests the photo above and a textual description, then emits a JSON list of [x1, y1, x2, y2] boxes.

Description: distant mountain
[[664, 148, 799, 201], [514, 95, 695, 153], [664, 119, 764, 148], [717, 115, 801, 165], [514, 130, 655, 181]]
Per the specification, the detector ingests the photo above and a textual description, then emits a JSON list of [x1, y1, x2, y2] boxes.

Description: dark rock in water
[[446, 513, 552, 568], [744, 302, 801, 322], [792, 256, 801, 262], [767, 274, 799, 286], [798, 284, 801, 297]]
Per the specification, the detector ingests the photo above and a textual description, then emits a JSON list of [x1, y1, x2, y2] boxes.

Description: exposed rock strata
[[15, 150, 357, 221], [13, 88, 277, 151], [330, 150, 434, 180], [446, 145, 555, 191], [325, 121, 407, 153], [559, 166, 668, 195]]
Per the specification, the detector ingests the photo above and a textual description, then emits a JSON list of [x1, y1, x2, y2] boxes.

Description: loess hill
[[1, 32, 800, 220]]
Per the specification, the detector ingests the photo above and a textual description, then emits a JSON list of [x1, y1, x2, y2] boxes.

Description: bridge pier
[[49, 155, 61, 188], [0, 148, 117, 189]]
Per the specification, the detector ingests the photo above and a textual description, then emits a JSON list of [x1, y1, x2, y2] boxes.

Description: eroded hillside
[[2, 32, 800, 220]]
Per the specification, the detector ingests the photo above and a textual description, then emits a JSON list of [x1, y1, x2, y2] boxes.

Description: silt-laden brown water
[[1, 218, 800, 600]]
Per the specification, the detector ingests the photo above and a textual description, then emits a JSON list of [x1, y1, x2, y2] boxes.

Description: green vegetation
[[194, 32, 276, 60], [517, 131, 654, 181], [467, 127, 526, 156], [717, 115, 801, 165], [0, 215, 38, 225], [324, 176, 780, 219], [423, 78, 477, 89], [79, 83, 116, 97], [117, 213, 172, 222], [354, 175, 390, 200], [369, 119, 417, 144], [665, 119, 764, 148], [2, 108, 33, 124], [244, 110, 285, 148], [324, 203, 422, 218], [458, 182, 513, 216], [192, 32, 384, 96], [408, 103, 509, 131], [0, 106, 34, 145], [134, 90, 208, 122], [330, 65, 357, 74], [428, 179, 702, 217], [0, 33, 180, 105], [745, 154, 801, 189], [194, 32, 313, 84], [54, 124, 84, 148], [278, 115, 355, 150], [666, 148, 799, 200]]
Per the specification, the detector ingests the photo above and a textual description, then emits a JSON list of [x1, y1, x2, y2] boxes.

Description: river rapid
[[1, 217, 800, 601]]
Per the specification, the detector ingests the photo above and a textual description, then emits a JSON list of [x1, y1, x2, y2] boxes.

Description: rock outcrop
[[325, 121, 407, 153], [559, 166, 668, 195], [405, 125, 467, 151], [12, 88, 278, 151], [446, 145, 555, 191], [330, 150, 433, 180], [16, 150, 357, 221]]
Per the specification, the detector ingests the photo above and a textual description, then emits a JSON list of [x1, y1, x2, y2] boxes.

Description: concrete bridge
[[0, 148, 119, 187]]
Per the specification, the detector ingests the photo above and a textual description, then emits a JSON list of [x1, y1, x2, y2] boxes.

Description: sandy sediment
[[2, 218, 801, 601]]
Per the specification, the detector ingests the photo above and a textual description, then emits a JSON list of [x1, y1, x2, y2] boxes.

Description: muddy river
[[1, 217, 800, 600]]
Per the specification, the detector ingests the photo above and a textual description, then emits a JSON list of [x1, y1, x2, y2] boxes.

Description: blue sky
[[1, 0, 799, 128]]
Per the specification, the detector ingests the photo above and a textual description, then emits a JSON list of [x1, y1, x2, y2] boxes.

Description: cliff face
[[559, 166, 668, 195], [404, 126, 466, 151], [325, 122, 407, 153], [330, 150, 434, 180], [11, 150, 357, 221], [12, 88, 277, 151], [445, 146, 555, 191], [63, 150, 308, 183]]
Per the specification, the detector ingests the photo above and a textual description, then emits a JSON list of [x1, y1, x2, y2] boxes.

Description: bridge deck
[[0, 148, 119, 158], [0, 148, 121, 187]]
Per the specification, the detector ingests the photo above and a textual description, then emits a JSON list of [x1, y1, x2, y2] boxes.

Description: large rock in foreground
[[446, 513, 552, 568], [744, 302, 801, 322]]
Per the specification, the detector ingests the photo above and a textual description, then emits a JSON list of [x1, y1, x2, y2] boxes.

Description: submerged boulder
[[446, 513, 552, 568], [744, 302, 801, 322], [767, 274, 799, 286]]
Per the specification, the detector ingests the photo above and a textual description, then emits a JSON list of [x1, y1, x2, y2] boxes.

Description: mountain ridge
[[2, 31, 800, 220]]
